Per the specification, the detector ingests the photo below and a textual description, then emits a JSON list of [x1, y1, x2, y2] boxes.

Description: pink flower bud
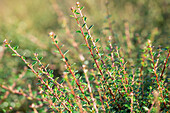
[[49, 32, 55, 37], [76, 2, 80, 6]]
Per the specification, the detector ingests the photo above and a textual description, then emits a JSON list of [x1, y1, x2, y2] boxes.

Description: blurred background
[[0, 0, 169, 112]]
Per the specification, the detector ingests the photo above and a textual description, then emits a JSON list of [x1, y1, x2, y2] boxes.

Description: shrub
[[1, 2, 169, 113]]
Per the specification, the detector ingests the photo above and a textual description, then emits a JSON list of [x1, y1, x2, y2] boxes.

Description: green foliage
[[0, 1, 169, 113]]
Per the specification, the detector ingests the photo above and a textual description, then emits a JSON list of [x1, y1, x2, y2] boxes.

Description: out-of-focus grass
[[0, 0, 169, 112], [0, 0, 59, 47]]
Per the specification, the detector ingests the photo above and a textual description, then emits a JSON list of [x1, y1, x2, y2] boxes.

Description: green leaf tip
[[13, 46, 19, 50], [76, 30, 81, 33], [88, 25, 94, 30]]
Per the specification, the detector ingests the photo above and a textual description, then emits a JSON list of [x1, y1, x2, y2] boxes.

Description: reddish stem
[[160, 50, 170, 80]]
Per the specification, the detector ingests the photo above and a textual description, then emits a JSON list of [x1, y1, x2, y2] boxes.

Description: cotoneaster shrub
[[1, 2, 169, 113]]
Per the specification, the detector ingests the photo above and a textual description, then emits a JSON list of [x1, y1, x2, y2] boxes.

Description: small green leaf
[[95, 38, 100, 43], [2, 109, 6, 113], [143, 106, 149, 111], [74, 9, 77, 13], [63, 50, 69, 56], [92, 45, 96, 49], [5, 44, 8, 47], [95, 85, 99, 88], [52, 98, 57, 103], [54, 35, 57, 39], [85, 35, 90, 39], [71, 63, 76, 67], [32, 61, 37, 66], [39, 57, 43, 60], [80, 6, 84, 10], [76, 30, 81, 33], [22, 56, 26, 60], [55, 41, 58, 44], [75, 12, 80, 14], [88, 25, 94, 30], [32, 58, 36, 60], [74, 10, 80, 14], [27, 69, 32, 72], [84, 32, 88, 35], [60, 44, 64, 48], [65, 57, 68, 62], [70, 15, 74, 17], [151, 63, 154, 68], [50, 74, 54, 78], [82, 23, 86, 28], [12, 54, 17, 56], [120, 58, 123, 63], [124, 104, 130, 108], [106, 47, 110, 50], [45, 64, 49, 69], [13, 46, 19, 50], [81, 44, 86, 46], [54, 50, 60, 53], [84, 17, 87, 21], [49, 70, 53, 74]]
